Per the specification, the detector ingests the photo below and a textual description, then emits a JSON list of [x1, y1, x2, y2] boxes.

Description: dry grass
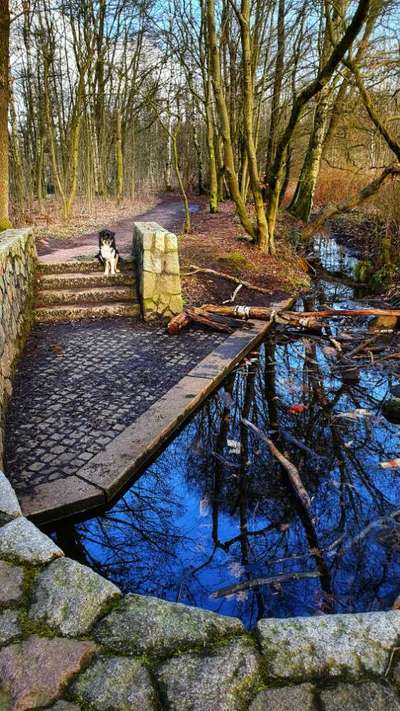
[[313, 167, 371, 208]]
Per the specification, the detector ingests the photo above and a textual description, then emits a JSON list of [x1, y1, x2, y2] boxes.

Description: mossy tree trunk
[[289, 85, 332, 222]]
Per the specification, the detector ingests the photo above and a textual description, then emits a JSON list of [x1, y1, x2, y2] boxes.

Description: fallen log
[[182, 264, 273, 295], [210, 570, 321, 598], [285, 308, 400, 319]]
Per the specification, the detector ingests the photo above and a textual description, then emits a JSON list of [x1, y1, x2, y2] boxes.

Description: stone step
[[37, 257, 135, 274], [35, 286, 136, 307], [34, 302, 141, 323], [37, 271, 135, 290]]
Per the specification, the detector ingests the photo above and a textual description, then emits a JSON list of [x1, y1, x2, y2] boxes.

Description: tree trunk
[[115, 109, 123, 205], [289, 85, 332, 221], [0, 0, 11, 229]]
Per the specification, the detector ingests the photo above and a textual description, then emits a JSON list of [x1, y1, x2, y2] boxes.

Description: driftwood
[[182, 264, 273, 295], [242, 418, 311, 510], [167, 298, 294, 335], [210, 570, 321, 598]]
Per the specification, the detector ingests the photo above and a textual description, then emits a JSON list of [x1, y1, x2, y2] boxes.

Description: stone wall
[[0, 229, 36, 468], [133, 221, 184, 320], [1, 468, 400, 709]]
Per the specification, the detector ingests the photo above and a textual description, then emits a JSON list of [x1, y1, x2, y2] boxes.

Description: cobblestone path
[[5, 319, 225, 498]]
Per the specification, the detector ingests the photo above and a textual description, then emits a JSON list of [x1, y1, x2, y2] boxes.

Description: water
[[47, 235, 400, 628]]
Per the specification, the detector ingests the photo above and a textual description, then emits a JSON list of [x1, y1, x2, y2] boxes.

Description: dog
[[97, 229, 120, 276]]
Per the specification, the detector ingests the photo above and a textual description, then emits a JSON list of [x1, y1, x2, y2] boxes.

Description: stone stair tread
[[34, 302, 140, 322], [35, 286, 136, 307], [37, 257, 134, 274], [37, 272, 134, 289]]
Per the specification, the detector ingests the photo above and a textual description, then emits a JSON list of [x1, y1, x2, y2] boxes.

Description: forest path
[[36, 195, 199, 262]]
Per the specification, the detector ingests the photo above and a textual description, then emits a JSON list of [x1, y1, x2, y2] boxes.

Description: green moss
[[218, 251, 256, 273], [0, 218, 12, 232], [19, 608, 56, 639]]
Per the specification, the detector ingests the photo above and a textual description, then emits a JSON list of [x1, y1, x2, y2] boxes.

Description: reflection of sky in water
[[49, 236, 400, 629]]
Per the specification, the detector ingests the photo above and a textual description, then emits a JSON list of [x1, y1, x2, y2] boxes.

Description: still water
[[48, 235, 400, 628]]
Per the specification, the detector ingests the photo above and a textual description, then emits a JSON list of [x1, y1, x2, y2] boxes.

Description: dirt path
[[37, 195, 199, 262]]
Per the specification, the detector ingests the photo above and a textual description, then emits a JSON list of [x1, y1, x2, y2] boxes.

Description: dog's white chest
[[100, 244, 115, 261]]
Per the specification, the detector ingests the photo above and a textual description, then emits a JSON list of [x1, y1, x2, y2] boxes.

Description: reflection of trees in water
[[53, 331, 400, 625]]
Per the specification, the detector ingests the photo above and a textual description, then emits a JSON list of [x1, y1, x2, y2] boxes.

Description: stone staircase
[[34, 257, 140, 322]]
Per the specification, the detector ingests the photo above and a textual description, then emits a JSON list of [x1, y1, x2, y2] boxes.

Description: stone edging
[[20, 319, 275, 524]]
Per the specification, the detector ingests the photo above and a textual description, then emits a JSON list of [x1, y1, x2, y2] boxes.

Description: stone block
[[158, 273, 181, 296], [0, 610, 21, 646], [256, 611, 400, 680], [157, 638, 261, 711], [164, 252, 180, 275], [165, 233, 178, 252], [143, 250, 162, 274], [142, 271, 157, 299], [319, 681, 400, 710], [0, 560, 24, 603], [0, 635, 96, 711], [71, 655, 156, 710], [0, 517, 63, 565], [94, 593, 244, 656], [0, 471, 21, 525], [167, 294, 184, 315], [249, 684, 316, 710], [154, 231, 165, 252], [29, 557, 121, 636]]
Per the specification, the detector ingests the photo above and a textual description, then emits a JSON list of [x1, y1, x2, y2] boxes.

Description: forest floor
[[34, 192, 311, 308]]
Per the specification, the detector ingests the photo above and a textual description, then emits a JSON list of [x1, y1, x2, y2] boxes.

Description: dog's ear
[[109, 230, 116, 239], [99, 229, 107, 240]]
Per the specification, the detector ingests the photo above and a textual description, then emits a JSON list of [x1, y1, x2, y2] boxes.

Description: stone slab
[[20, 476, 106, 525], [319, 681, 400, 710], [0, 635, 96, 710], [0, 609, 21, 646], [187, 320, 270, 379], [94, 593, 243, 656], [249, 684, 316, 710], [257, 610, 400, 680], [75, 323, 271, 502], [0, 517, 63, 564], [0, 470, 21, 525], [0, 560, 24, 603], [29, 557, 121, 636], [71, 655, 156, 710], [156, 637, 261, 711]]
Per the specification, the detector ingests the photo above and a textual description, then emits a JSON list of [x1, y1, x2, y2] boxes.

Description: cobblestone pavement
[[5, 319, 225, 497]]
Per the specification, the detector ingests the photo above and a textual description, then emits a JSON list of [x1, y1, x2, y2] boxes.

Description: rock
[[256, 611, 400, 679], [0, 610, 20, 646], [0, 517, 63, 565], [71, 655, 156, 710], [94, 593, 244, 656], [29, 557, 120, 636], [249, 684, 316, 710], [0, 635, 96, 710], [48, 701, 82, 710], [0, 471, 21, 525], [382, 397, 400, 424], [319, 681, 400, 710], [0, 560, 24, 603], [157, 638, 260, 711]]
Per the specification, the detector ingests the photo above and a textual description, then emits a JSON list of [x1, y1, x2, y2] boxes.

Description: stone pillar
[[133, 222, 184, 320]]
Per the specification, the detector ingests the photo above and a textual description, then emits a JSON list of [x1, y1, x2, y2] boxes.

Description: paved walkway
[[37, 198, 199, 262], [5, 319, 225, 500]]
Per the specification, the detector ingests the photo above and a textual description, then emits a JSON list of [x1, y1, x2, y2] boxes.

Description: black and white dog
[[97, 229, 120, 276]]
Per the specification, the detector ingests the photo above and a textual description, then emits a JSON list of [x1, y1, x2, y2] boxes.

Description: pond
[[46, 234, 400, 629]]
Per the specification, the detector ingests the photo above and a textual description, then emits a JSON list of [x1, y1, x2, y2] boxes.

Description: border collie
[[97, 229, 120, 276]]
